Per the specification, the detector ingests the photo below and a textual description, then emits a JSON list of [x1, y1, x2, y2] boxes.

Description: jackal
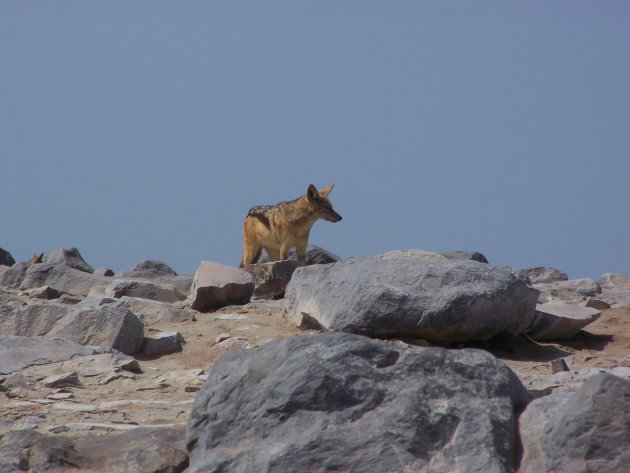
[[240, 184, 342, 267]]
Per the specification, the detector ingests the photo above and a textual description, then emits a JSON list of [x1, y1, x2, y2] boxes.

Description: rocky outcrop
[[20, 263, 111, 298], [117, 259, 178, 279], [187, 333, 530, 473], [534, 278, 602, 303], [440, 250, 489, 263], [515, 267, 568, 284], [285, 256, 539, 341], [43, 247, 94, 273], [189, 261, 253, 311], [519, 373, 630, 473]]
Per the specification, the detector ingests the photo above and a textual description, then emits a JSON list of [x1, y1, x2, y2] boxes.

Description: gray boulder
[[187, 333, 530, 473], [440, 250, 489, 263], [142, 331, 185, 356], [525, 302, 601, 340], [515, 267, 568, 284], [71, 425, 189, 473], [0, 247, 15, 267], [0, 426, 188, 473], [0, 335, 103, 375], [41, 370, 81, 388], [285, 256, 539, 341], [20, 263, 110, 298], [534, 278, 602, 303], [44, 247, 94, 273], [50, 304, 145, 355], [598, 272, 630, 290], [519, 373, 630, 473], [118, 259, 178, 278], [0, 301, 145, 355], [189, 261, 254, 312], [243, 260, 300, 299], [0, 262, 29, 289], [597, 273, 630, 308], [104, 279, 187, 303], [117, 296, 196, 324], [0, 430, 77, 472]]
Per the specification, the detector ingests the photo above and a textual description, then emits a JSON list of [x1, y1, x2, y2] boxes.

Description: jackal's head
[[307, 184, 342, 223]]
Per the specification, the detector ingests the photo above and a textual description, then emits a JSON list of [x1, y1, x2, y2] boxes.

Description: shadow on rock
[[553, 330, 614, 352], [452, 333, 573, 362]]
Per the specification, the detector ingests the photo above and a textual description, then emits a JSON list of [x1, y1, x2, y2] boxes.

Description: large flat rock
[[0, 335, 103, 375], [525, 301, 601, 340], [285, 255, 539, 341]]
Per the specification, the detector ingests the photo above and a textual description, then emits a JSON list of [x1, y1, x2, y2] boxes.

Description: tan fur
[[240, 184, 342, 267]]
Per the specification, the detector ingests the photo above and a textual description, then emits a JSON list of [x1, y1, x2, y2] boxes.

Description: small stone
[[47, 392, 74, 401], [48, 424, 70, 434], [142, 331, 185, 356], [12, 415, 46, 431], [94, 268, 115, 277], [22, 286, 63, 300], [97, 373, 124, 385], [184, 378, 205, 392], [585, 298, 611, 310], [215, 333, 232, 344], [550, 359, 570, 374], [41, 371, 80, 388]]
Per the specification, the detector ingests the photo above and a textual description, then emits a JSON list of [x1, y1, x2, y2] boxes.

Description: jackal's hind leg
[[240, 243, 262, 267]]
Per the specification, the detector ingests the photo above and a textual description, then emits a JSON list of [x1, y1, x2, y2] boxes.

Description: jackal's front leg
[[294, 239, 308, 266]]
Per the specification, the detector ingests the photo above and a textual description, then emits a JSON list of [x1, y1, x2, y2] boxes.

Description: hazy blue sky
[[2, 1, 628, 279]]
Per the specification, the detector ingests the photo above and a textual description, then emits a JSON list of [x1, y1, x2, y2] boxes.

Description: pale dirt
[[1, 300, 629, 441]]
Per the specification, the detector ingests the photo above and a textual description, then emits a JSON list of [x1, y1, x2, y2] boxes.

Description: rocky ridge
[[0, 245, 628, 472]]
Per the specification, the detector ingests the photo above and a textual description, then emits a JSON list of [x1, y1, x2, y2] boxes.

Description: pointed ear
[[307, 184, 319, 201], [318, 184, 335, 197]]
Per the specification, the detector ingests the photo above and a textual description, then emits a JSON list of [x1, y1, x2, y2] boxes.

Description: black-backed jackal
[[240, 184, 342, 267]]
